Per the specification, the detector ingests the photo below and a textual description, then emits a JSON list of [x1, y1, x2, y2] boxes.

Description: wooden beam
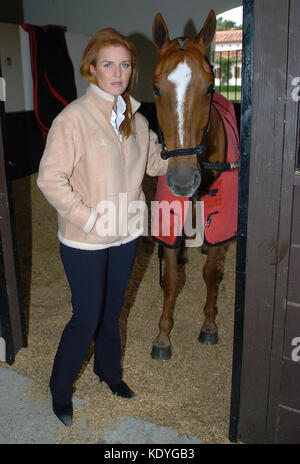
[[265, 0, 300, 442], [229, 0, 254, 443], [238, 0, 290, 443]]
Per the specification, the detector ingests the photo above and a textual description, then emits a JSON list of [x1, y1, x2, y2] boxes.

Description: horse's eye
[[153, 85, 160, 97], [206, 84, 214, 95]]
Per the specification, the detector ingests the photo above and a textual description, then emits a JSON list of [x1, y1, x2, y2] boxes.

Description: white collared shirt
[[110, 96, 126, 141]]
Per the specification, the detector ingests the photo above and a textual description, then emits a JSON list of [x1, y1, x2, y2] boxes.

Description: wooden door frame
[[0, 58, 27, 364], [229, 0, 300, 443], [229, 0, 253, 442]]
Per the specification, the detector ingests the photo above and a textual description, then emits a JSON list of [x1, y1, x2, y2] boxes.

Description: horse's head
[[152, 10, 216, 197]]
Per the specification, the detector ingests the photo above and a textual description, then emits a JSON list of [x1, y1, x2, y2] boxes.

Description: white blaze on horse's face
[[167, 60, 192, 146]]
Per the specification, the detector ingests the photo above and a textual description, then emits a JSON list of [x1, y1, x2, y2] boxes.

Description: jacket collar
[[88, 83, 140, 115]]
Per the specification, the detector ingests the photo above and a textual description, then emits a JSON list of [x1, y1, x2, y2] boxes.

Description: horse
[[150, 10, 239, 360]]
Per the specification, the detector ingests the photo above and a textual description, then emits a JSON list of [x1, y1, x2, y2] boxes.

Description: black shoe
[[99, 376, 135, 398], [52, 400, 73, 426]]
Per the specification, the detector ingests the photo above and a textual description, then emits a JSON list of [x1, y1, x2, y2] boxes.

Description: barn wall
[[0, 23, 91, 179], [0, 1, 242, 180], [237, 0, 300, 444], [22, 0, 242, 104], [0, 63, 27, 364], [0, 0, 24, 24], [22, 0, 242, 39]]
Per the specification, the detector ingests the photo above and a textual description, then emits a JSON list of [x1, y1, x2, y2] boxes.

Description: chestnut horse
[[151, 10, 239, 360]]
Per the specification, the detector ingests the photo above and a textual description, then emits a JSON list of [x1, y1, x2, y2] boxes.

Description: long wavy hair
[[80, 28, 138, 138]]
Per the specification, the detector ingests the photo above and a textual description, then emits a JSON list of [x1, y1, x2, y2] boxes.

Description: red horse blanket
[[152, 91, 239, 248]]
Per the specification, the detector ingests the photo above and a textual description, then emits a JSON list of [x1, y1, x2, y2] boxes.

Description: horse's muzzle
[[166, 169, 201, 197]]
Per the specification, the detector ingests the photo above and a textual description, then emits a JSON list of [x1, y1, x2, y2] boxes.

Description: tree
[[216, 17, 242, 30], [215, 56, 233, 87]]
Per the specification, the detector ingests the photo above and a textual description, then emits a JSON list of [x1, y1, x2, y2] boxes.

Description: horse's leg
[[177, 238, 188, 264], [199, 244, 228, 344], [151, 246, 181, 360]]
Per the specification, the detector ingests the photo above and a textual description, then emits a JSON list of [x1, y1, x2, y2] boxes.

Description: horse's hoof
[[151, 344, 172, 360], [198, 331, 218, 345]]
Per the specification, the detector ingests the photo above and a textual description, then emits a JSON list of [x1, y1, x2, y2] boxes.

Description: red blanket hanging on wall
[[21, 24, 77, 140]]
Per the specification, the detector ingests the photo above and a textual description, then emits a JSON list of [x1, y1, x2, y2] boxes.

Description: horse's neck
[[204, 106, 226, 163], [199, 105, 226, 188]]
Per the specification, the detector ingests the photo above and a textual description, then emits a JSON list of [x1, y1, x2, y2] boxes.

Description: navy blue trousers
[[49, 239, 138, 404]]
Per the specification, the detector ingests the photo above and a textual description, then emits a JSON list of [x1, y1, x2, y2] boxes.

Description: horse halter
[[157, 86, 239, 173], [158, 86, 215, 161], [156, 55, 239, 173]]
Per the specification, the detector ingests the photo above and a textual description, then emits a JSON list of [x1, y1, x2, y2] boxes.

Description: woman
[[37, 28, 168, 426]]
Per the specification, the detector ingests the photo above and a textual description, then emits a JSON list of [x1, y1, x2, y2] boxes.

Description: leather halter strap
[[158, 88, 214, 161], [157, 89, 239, 172], [156, 54, 239, 173]]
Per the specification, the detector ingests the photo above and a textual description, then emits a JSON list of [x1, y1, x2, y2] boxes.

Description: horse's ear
[[195, 10, 216, 54], [152, 13, 171, 53]]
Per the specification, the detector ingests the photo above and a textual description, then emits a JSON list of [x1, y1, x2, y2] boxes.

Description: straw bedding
[[4, 172, 236, 444]]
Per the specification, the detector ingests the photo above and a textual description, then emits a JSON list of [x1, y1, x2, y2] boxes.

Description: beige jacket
[[37, 85, 168, 250]]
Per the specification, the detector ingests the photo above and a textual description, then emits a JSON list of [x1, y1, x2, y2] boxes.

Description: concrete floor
[[0, 367, 204, 445]]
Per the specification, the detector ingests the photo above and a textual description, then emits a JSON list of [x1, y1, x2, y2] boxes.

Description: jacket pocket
[[205, 211, 219, 228]]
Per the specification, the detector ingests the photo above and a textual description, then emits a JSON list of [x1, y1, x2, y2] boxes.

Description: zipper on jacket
[[120, 144, 127, 240]]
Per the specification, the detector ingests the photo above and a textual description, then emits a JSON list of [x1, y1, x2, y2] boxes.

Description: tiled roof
[[216, 30, 243, 43]]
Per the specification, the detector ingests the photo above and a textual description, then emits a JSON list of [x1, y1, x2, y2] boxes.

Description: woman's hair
[[80, 28, 138, 138]]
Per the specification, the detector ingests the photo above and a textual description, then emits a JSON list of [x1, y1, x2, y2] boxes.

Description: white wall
[[22, 0, 242, 38], [1, 1, 242, 111], [0, 23, 26, 112], [22, 0, 242, 101], [65, 31, 91, 97], [0, 23, 90, 112]]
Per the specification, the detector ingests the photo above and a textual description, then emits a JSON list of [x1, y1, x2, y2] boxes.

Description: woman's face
[[90, 45, 132, 97]]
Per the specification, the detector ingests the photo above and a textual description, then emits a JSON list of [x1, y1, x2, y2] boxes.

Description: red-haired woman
[[37, 28, 168, 426]]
